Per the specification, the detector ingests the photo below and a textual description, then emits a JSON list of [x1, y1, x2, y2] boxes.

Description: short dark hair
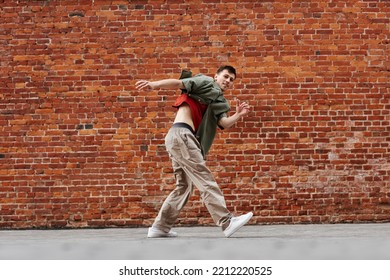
[[216, 65, 237, 79]]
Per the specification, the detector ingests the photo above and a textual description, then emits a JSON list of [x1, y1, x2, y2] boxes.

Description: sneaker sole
[[225, 212, 253, 238]]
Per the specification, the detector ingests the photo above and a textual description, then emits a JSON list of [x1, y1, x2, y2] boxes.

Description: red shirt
[[173, 94, 208, 132]]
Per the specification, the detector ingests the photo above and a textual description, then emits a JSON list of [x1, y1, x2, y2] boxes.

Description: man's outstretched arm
[[135, 79, 185, 91]]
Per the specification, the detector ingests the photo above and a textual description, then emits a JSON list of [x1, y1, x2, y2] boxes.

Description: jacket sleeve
[[181, 74, 214, 95]]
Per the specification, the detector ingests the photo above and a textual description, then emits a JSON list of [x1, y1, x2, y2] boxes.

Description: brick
[[0, 0, 389, 229]]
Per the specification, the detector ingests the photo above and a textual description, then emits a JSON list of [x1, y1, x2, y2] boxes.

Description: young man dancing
[[136, 65, 253, 238]]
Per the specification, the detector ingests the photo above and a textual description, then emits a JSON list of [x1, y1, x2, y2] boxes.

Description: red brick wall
[[1, 0, 389, 229]]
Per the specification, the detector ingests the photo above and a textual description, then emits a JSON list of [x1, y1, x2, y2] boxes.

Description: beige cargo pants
[[152, 124, 232, 232]]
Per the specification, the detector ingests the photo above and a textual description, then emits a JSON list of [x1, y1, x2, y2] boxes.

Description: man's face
[[214, 69, 235, 91]]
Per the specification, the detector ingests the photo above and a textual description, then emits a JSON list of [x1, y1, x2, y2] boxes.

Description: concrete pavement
[[1, 223, 389, 260]]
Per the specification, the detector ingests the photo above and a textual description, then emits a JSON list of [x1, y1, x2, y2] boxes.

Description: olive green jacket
[[179, 70, 230, 158]]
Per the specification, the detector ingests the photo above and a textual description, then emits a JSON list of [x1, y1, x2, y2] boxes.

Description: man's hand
[[135, 80, 155, 91], [235, 98, 251, 117]]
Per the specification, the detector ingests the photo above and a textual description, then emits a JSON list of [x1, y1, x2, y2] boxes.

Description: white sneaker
[[223, 212, 253, 238], [147, 227, 178, 238]]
